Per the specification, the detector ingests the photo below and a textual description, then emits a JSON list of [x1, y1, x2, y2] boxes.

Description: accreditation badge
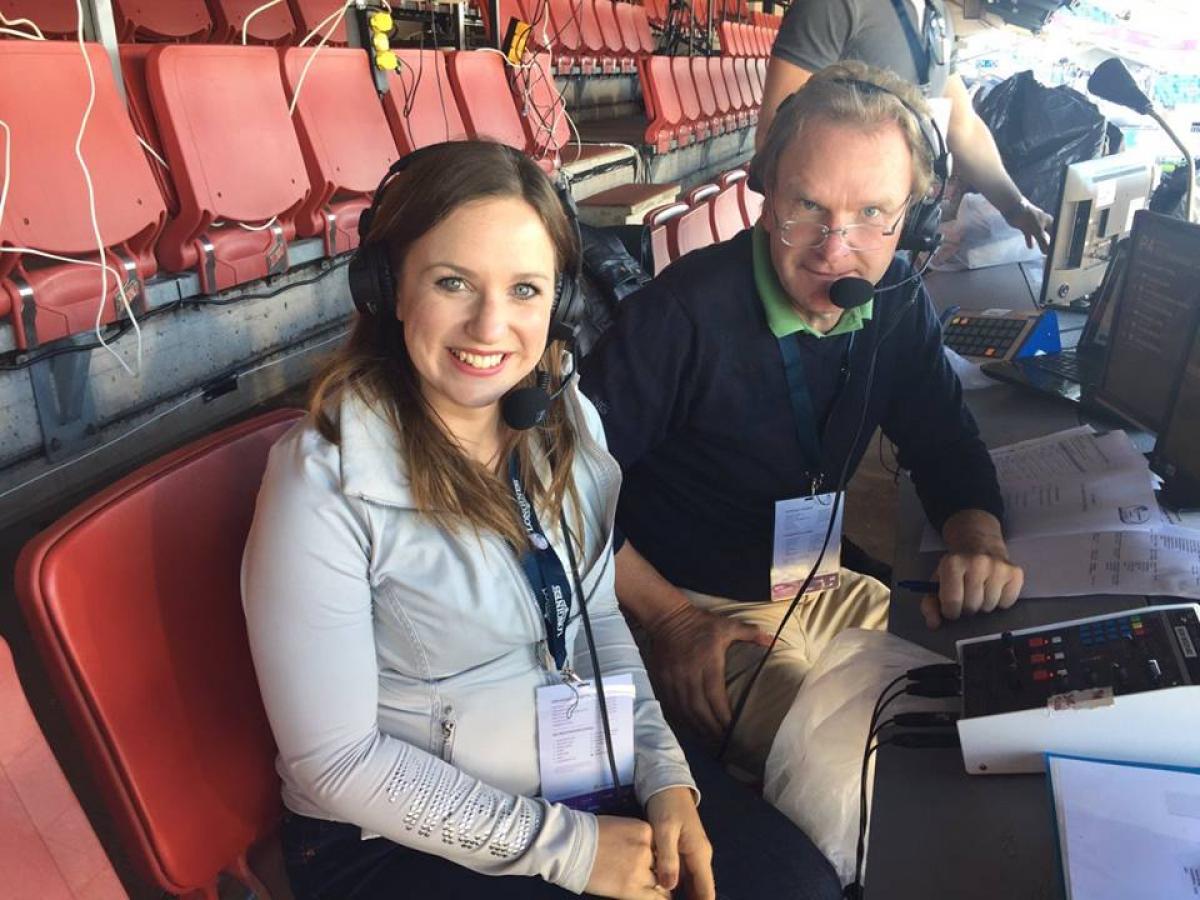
[[771, 492, 843, 600]]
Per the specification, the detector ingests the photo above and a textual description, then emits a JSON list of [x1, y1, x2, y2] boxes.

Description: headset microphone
[[500, 323, 579, 431], [829, 277, 875, 310]]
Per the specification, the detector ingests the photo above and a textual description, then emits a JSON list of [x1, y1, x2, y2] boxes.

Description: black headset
[[347, 141, 584, 336], [767, 77, 950, 255]]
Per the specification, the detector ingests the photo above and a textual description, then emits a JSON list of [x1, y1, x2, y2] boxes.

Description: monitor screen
[[1156, 329, 1200, 503], [1041, 153, 1153, 309], [1095, 211, 1200, 432]]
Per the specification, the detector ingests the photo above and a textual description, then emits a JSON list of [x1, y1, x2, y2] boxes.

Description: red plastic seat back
[[547, 0, 584, 52], [670, 55, 702, 123], [735, 56, 757, 106], [386, 50, 471, 155], [614, 1, 646, 54], [113, 0, 213, 41], [446, 51, 529, 152], [708, 55, 731, 113], [15, 409, 304, 897], [691, 56, 718, 119], [595, 0, 625, 53], [710, 183, 744, 241], [0, 0, 77, 38], [513, 52, 570, 162], [642, 55, 684, 127], [670, 203, 716, 258], [642, 0, 668, 26], [738, 177, 763, 226], [721, 55, 744, 110], [209, 0, 297, 43], [628, 3, 656, 53], [577, 0, 606, 53], [287, 0, 351, 44]]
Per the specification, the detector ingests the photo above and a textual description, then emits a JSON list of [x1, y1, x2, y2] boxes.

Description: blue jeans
[[281, 734, 841, 900]]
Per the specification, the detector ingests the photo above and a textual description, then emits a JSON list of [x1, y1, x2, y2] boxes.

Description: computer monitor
[[1095, 210, 1200, 432], [1153, 327, 1200, 508], [1041, 152, 1153, 309]]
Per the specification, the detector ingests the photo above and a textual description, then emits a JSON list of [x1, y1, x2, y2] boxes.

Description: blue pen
[[897, 579, 940, 593]]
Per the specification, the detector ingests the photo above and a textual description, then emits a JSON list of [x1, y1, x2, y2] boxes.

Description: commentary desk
[[864, 263, 1152, 899]]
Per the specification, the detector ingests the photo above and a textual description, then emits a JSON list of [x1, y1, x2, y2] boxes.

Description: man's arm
[[615, 542, 771, 740], [944, 74, 1053, 251], [757, 57, 813, 151]]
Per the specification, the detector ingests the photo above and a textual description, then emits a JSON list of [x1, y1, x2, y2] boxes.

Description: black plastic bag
[[973, 71, 1107, 213], [570, 223, 651, 357]]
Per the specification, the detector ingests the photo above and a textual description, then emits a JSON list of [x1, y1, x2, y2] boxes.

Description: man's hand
[[1002, 197, 1053, 253], [645, 787, 716, 899], [647, 603, 773, 739], [922, 510, 1024, 629]]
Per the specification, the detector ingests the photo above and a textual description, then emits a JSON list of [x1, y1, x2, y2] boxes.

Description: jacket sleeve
[[879, 284, 1005, 533], [241, 426, 598, 894], [578, 279, 702, 472], [569, 393, 698, 807]]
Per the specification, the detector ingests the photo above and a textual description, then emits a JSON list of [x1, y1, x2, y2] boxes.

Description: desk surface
[[864, 264, 1149, 899]]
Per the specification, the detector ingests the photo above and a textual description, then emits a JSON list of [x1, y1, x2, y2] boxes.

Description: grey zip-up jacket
[[241, 386, 695, 894]]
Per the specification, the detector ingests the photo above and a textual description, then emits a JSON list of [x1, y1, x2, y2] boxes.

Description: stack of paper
[[922, 426, 1200, 599], [1048, 754, 1200, 900]]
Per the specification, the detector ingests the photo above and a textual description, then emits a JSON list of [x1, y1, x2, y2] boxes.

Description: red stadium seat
[[208, 0, 297, 44], [615, 0, 654, 57], [686, 182, 720, 206], [721, 55, 750, 128], [15, 409, 303, 900], [718, 20, 735, 55], [734, 56, 758, 122], [0, 41, 166, 350], [120, 44, 180, 216], [706, 55, 737, 132], [282, 47, 400, 256], [145, 44, 309, 293], [691, 56, 723, 135], [522, 0, 572, 73], [710, 183, 744, 241], [0, 635, 125, 899], [446, 51, 535, 159], [670, 55, 710, 141], [595, 0, 632, 72], [512, 51, 569, 166], [0, 0, 77, 38], [577, 0, 612, 73], [738, 177, 764, 227], [669, 203, 716, 259], [720, 166, 748, 187], [113, 0, 213, 41], [745, 53, 765, 106], [758, 25, 774, 56], [643, 201, 688, 274], [287, 0, 351, 44], [642, 0, 668, 27], [548, 0, 592, 73], [385, 49, 471, 155], [639, 55, 694, 153]]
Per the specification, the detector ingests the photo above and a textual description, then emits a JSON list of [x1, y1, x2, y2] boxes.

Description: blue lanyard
[[508, 453, 573, 672], [777, 335, 823, 471], [889, 0, 931, 87]]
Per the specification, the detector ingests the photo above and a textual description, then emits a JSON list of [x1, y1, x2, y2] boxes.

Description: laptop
[[980, 236, 1129, 403]]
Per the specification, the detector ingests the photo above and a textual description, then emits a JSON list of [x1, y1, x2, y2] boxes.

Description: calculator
[[941, 309, 1060, 362]]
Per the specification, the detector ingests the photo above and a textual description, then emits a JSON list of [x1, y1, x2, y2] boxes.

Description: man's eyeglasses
[[777, 201, 911, 252]]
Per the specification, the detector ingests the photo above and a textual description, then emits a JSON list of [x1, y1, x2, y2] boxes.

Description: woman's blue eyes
[[434, 276, 542, 299]]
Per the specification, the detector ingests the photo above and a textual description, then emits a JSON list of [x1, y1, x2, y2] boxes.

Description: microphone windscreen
[[829, 277, 875, 310], [501, 387, 551, 431]]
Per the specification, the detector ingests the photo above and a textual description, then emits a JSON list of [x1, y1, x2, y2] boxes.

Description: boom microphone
[[829, 277, 875, 310], [501, 376, 554, 430]]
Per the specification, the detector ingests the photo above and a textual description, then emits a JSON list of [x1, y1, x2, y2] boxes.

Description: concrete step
[[578, 182, 681, 226]]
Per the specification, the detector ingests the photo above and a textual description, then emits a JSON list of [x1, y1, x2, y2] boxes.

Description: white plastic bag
[[931, 192, 1042, 271], [762, 629, 956, 885]]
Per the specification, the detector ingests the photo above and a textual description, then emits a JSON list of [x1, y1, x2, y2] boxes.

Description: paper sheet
[[772, 493, 842, 599], [536, 675, 635, 808], [1048, 755, 1200, 900], [1008, 525, 1200, 599]]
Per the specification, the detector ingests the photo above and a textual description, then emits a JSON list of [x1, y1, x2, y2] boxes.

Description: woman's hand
[[586, 816, 668, 899], [645, 788, 716, 900]]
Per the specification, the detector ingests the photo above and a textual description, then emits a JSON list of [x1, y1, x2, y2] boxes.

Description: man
[[758, 0, 1053, 251], [580, 62, 1025, 777]]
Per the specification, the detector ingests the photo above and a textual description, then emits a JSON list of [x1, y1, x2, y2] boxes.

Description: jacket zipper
[[440, 707, 457, 762]]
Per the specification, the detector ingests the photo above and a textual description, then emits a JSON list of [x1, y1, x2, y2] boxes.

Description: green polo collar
[[753, 224, 873, 339]]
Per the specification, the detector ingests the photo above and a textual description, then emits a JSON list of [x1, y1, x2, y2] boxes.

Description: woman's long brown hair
[[309, 141, 584, 550]]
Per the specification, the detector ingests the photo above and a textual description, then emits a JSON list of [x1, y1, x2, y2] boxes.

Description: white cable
[[0, 26, 43, 40], [0, 121, 10, 232], [0, 10, 45, 39], [136, 135, 168, 169], [237, 215, 278, 231], [241, 0, 286, 44], [288, 2, 352, 117], [74, 0, 140, 377], [0, 327, 350, 504]]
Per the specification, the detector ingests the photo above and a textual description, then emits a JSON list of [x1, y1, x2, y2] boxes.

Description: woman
[[242, 141, 838, 899]]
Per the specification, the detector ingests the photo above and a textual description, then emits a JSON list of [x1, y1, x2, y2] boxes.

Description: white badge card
[[536, 674, 636, 810], [771, 492, 843, 600]]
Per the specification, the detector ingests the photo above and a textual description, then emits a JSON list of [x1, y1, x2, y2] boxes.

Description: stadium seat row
[[478, 0, 657, 75], [644, 168, 762, 274], [719, 20, 776, 57], [0, 0, 351, 45], [0, 42, 588, 350], [640, 54, 766, 153]]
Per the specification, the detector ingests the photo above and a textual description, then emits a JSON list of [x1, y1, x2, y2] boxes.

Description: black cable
[[0, 257, 351, 371], [719, 277, 926, 763], [561, 509, 624, 803]]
